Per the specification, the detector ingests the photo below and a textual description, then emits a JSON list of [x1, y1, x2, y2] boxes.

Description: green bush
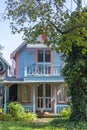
[[0, 108, 3, 113], [22, 112, 37, 121], [8, 102, 24, 120], [61, 107, 72, 118], [2, 113, 13, 121], [8, 102, 37, 121]]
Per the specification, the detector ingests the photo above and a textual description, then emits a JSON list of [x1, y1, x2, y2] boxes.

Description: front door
[[36, 84, 51, 110], [9, 84, 17, 102]]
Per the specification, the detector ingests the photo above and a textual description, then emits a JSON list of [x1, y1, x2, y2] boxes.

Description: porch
[[23, 104, 68, 115], [3, 82, 68, 115]]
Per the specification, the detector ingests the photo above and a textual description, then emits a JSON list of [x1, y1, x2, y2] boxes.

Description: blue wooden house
[[2, 35, 68, 114]]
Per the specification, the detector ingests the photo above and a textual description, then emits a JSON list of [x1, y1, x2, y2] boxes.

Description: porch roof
[[0, 76, 64, 85]]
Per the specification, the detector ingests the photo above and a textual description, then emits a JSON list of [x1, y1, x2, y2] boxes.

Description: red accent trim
[[10, 42, 26, 59], [16, 52, 19, 78], [40, 34, 47, 43], [51, 50, 54, 75]]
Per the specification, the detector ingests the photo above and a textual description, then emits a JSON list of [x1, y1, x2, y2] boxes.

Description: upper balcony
[[24, 64, 64, 82]]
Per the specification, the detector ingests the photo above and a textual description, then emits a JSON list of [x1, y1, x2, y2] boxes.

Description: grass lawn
[[0, 118, 87, 130]]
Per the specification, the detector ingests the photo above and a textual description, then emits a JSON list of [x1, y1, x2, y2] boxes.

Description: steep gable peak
[[10, 42, 26, 59]]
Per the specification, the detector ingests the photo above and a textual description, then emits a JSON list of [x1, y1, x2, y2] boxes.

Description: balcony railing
[[24, 64, 63, 77]]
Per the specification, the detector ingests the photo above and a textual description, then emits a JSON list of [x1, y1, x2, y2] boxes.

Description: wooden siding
[[18, 47, 35, 78], [54, 52, 64, 66], [16, 51, 19, 78]]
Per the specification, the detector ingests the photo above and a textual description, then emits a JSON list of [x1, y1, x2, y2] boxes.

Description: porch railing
[[23, 105, 33, 112], [56, 104, 68, 114], [36, 97, 51, 109], [24, 64, 63, 77]]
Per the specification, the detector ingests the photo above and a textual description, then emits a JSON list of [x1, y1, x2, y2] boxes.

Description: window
[[45, 50, 50, 62], [57, 84, 66, 103], [59, 86, 65, 101], [38, 50, 50, 62], [38, 50, 43, 62], [46, 84, 51, 97], [20, 85, 31, 103]]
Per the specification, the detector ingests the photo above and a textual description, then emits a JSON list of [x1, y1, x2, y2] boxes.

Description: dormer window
[[38, 50, 50, 63], [37, 50, 51, 75]]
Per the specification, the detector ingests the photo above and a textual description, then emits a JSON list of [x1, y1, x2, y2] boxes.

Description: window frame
[[57, 84, 67, 103], [38, 49, 51, 63], [20, 84, 31, 103]]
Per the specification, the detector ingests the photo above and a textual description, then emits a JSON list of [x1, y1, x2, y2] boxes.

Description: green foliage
[[8, 102, 24, 120], [59, 11, 87, 54], [49, 118, 87, 130], [61, 107, 72, 118], [62, 44, 87, 121], [0, 118, 87, 130], [22, 112, 37, 121], [3, 0, 68, 46], [0, 108, 3, 113], [8, 102, 37, 121], [2, 113, 13, 121]]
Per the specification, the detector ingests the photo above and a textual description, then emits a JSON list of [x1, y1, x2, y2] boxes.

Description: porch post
[[4, 84, 7, 113], [54, 84, 57, 114], [32, 84, 35, 113], [24, 66, 27, 77]]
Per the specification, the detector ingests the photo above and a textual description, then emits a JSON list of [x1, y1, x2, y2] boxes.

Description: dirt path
[[32, 118, 53, 125]]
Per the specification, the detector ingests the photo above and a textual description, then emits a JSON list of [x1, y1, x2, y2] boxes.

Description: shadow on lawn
[[48, 118, 87, 130]]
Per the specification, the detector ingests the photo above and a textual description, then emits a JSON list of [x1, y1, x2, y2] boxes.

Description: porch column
[[4, 84, 7, 113], [24, 66, 27, 77], [32, 84, 35, 113], [54, 84, 57, 114]]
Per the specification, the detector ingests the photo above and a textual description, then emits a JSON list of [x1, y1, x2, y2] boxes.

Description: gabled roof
[[10, 42, 26, 59], [0, 55, 10, 67]]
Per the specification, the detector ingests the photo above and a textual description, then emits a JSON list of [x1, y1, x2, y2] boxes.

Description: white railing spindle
[[24, 65, 63, 76]]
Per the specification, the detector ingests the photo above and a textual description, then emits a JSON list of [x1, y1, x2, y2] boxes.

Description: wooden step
[[36, 111, 61, 118]]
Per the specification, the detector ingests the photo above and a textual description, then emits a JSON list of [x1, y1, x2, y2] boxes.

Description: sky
[[0, 0, 87, 64], [0, 0, 23, 64]]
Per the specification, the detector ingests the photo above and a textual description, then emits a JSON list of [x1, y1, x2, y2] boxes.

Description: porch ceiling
[[0, 75, 64, 85]]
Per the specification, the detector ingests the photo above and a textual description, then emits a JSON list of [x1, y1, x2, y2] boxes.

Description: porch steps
[[36, 111, 61, 118]]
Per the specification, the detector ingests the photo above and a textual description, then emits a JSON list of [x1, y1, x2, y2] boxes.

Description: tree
[[3, 0, 87, 121], [59, 10, 87, 121], [4, 0, 70, 44], [62, 44, 87, 121]]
